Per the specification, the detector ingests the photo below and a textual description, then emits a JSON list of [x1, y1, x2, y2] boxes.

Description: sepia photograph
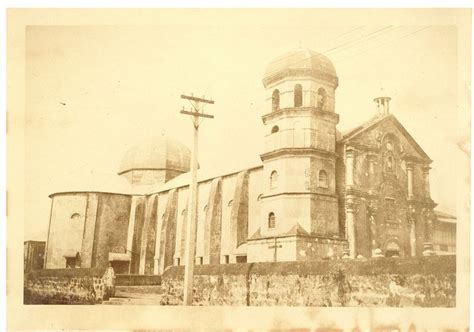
[[6, 6, 471, 331]]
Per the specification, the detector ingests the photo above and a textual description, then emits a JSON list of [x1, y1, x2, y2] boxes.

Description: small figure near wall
[[103, 262, 116, 300]]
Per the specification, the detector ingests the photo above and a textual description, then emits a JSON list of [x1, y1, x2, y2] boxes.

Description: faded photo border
[[7, 8, 471, 331]]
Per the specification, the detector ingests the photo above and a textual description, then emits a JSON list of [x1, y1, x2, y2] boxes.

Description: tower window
[[272, 89, 280, 112], [228, 200, 233, 207], [294, 84, 303, 107], [270, 171, 278, 189], [271, 125, 279, 134], [318, 170, 328, 188], [70, 213, 81, 221], [268, 212, 276, 228], [317, 88, 327, 110]]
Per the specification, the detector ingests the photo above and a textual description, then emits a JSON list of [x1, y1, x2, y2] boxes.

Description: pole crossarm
[[180, 110, 214, 119], [180, 94, 215, 104]]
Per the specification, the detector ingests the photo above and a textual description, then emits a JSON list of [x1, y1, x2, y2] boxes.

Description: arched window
[[268, 212, 276, 228], [257, 194, 263, 201], [317, 88, 327, 110], [181, 209, 186, 216], [272, 89, 280, 112], [228, 200, 233, 207], [318, 170, 328, 188], [203, 205, 208, 212], [271, 125, 279, 134], [270, 171, 278, 189], [71, 213, 80, 221], [294, 84, 303, 107]]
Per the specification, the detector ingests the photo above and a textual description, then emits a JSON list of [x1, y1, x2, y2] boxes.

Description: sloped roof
[[247, 223, 310, 241], [145, 161, 262, 195], [434, 210, 457, 224], [49, 171, 133, 197], [285, 223, 310, 236], [339, 114, 431, 161]]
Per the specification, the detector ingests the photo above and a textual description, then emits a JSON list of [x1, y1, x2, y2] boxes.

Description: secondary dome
[[118, 136, 191, 175], [263, 48, 338, 88]]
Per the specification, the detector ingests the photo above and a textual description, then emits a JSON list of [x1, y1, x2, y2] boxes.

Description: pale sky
[[24, 13, 464, 240]]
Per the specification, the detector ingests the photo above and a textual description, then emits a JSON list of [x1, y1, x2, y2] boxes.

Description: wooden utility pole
[[180, 94, 214, 305]]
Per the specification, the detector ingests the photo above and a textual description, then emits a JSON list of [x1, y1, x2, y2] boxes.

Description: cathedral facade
[[43, 49, 456, 275]]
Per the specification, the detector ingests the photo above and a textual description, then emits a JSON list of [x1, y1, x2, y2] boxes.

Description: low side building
[[24, 240, 45, 272]]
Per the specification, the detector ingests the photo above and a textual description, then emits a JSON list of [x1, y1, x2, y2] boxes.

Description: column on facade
[[368, 206, 378, 255], [423, 209, 434, 255], [346, 201, 356, 259], [410, 219, 416, 257], [422, 165, 431, 198], [408, 206, 416, 257], [345, 146, 355, 188], [406, 162, 414, 200], [367, 153, 376, 192]]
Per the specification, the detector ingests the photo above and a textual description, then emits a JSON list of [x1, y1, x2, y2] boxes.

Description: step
[[103, 296, 164, 305], [114, 291, 164, 299], [115, 285, 164, 295]]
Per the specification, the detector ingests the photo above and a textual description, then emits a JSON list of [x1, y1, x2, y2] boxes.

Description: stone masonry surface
[[159, 255, 455, 306], [24, 268, 109, 304]]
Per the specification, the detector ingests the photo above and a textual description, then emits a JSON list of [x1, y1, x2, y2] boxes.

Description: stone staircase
[[102, 285, 164, 305]]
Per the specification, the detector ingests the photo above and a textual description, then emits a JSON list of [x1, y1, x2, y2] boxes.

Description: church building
[[43, 48, 456, 275]]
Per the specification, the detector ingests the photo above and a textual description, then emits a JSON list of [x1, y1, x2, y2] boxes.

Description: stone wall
[[159, 255, 455, 307], [115, 274, 161, 286], [24, 268, 110, 304]]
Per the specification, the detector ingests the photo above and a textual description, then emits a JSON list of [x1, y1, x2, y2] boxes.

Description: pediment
[[340, 114, 431, 162]]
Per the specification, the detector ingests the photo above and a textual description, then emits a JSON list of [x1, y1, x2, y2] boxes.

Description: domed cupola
[[118, 136, 191, 186], [262, 48, 338, 114], [263, 48, 338, 89]]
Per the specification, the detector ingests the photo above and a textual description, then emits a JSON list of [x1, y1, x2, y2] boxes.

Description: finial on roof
[[373, 95, 391, 117]]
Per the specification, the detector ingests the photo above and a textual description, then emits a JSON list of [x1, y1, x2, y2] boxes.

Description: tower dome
[[263, 48, 338, 88], [118, 136, 191, 186]]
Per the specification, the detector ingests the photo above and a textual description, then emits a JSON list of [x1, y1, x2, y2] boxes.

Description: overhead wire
[[281, 26, 399, 70], [326, 26, 406, 59], [324, 26, 395, 55], [332, 26, 432, 64]]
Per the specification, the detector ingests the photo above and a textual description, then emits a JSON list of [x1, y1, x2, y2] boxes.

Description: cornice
[[260, 147, 337, 161], [262, 107, 339, 124], [262, 68, 338, 88]]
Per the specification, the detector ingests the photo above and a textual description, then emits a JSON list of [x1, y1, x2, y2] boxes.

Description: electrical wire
[[333, 26, 431, 64]]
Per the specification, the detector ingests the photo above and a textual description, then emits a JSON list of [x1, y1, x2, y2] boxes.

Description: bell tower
[[248, 49, 344, 262]]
